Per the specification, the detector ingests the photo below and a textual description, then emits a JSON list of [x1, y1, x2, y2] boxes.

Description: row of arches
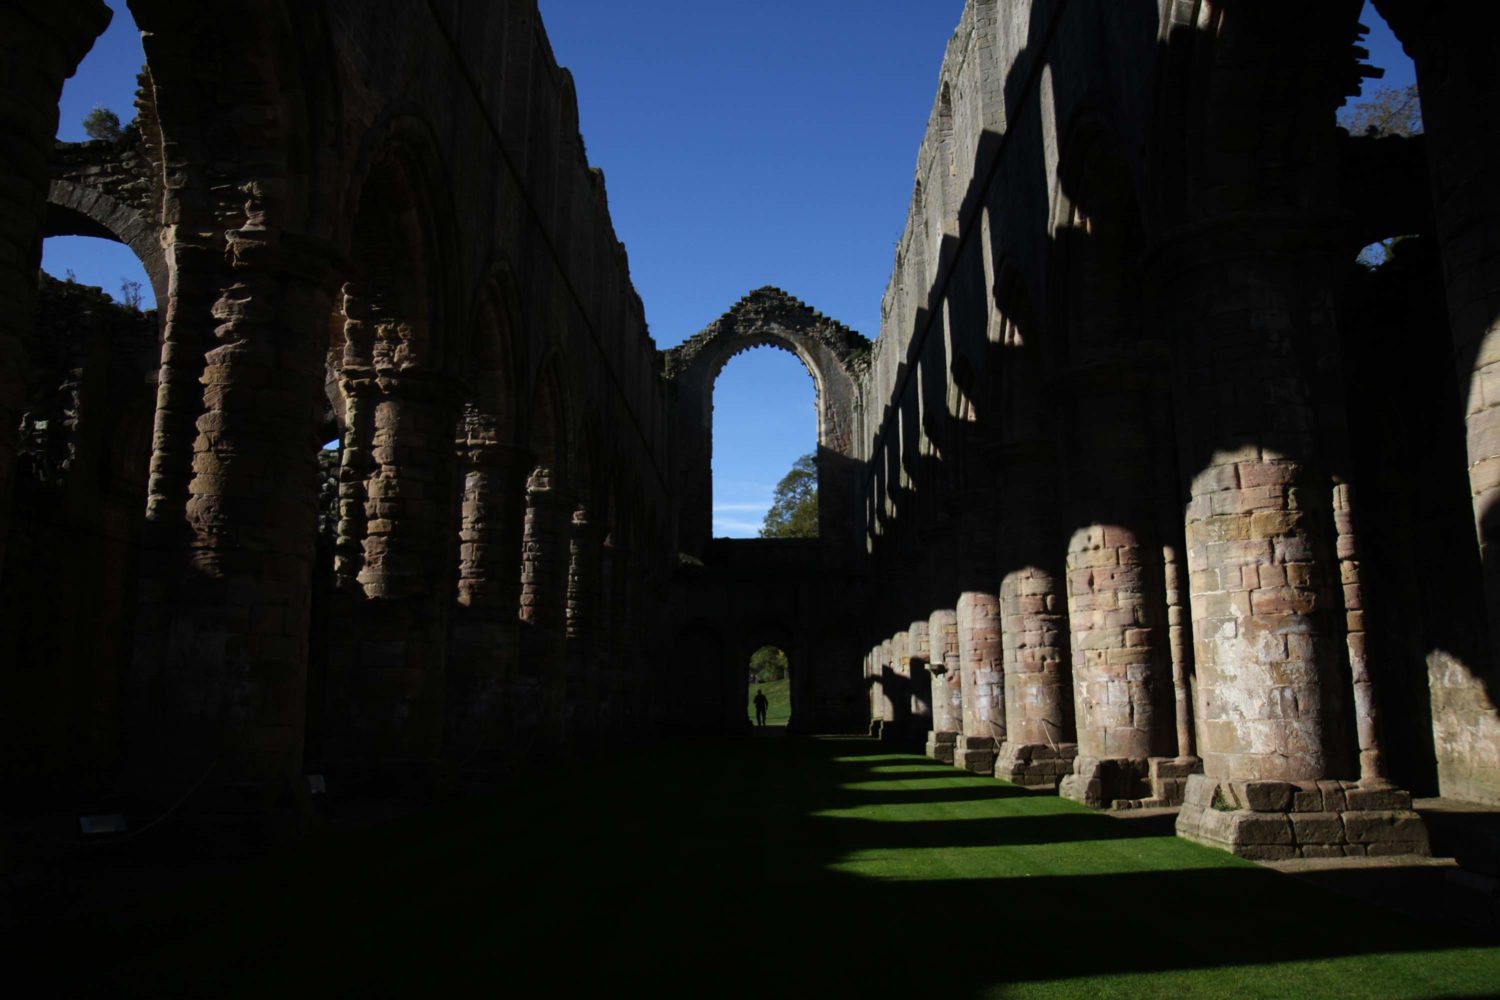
[[859, 0, 1500, 855], [0, 0, 675, 812]]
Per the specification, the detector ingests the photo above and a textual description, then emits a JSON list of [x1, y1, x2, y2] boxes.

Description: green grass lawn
[[14, 737, 1500, 997], [748, 676, 791, 726]]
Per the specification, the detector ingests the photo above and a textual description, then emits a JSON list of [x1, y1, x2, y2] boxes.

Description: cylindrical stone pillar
[[997, 440, 1077, 787], [954, 591, 1002, 774], [1165, 224, 1350, 786], [519, 477, 575, 746], [123, 230, 344, 808], [1059, 373, 1175, 806], [907, 617, 932, 733], [924, 609, 960, 763], [446, 426, 530, 765], [324, 369, 462, 779], [564, 507, 605, 742], [891, 629, 911, 735]]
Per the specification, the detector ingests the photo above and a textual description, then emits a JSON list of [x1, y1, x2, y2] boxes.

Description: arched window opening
[[748, 645, 790, 728], [712, 346, 818, 539], [41, 236, 155, 312]]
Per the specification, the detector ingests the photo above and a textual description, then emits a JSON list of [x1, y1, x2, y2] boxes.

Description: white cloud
[[713, 503, 768, 513], [713, 518, 764, 536]]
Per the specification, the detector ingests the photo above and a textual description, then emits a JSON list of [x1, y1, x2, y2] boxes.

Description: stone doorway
[[748, 645, 791, 729]]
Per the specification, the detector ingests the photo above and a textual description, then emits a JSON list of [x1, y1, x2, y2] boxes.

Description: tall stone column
[[563, 507, 604, 743], [0, 1, 111, 579], [996, 440, 1078, 788], [1164, 221, 1427, 858], [122, 226, 343, 812], [446, 425, 530, 769], [924, 608, 961, 763], [519, 475, 574, 748], [322, 370, 460, 783], [890, 629, 911, 737], [1058, 370, 1178, 807], [954, 591, 1002, 774], [878, 637, 896, 736], [907, 616, 932, 735]]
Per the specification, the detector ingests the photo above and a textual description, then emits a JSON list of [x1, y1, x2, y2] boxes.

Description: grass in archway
[[13, 738, 1499, 998], [748, 676, 790, 726]]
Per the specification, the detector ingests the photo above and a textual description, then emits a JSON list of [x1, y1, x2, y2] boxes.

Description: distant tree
[[759, 452, 818, 538], [119, 279, 143, 311], [82, 105, 124, 142], [1339, 83, 1422, 138], [749, 646, 788, 683]]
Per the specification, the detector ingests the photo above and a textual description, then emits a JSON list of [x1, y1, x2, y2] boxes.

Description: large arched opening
[[711, 345, 818, 540]]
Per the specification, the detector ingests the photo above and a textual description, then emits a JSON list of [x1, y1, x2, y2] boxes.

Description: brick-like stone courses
[[1177, 774, 1429, 860], [954, 591, 1002, 774], [564, 509, 605, 740], [48, 124, 164, 295], [0, 0, 110, 578], [997, 556, 1077, 789], [892, 629, 912, 735], [1061, 518, 1170, 805], [878, 638, 896, 731], [907, 617, 932, 735], [924, 608, 962, 764], [519, 477, 575, 746], [446, 412, 530, 761]]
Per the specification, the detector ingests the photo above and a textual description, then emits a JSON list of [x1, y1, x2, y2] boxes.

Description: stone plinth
[[925, 729, 958, 764], [996, 741, 1077, 789], [1176, 774, 1431, 860], [954, 734, 997, 775], [1062, 755, 1201, 808]]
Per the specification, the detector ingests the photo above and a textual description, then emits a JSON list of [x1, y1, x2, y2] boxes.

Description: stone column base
[[995, 742, 1077, 788], [869, 719, 885, 739], [1060, 755, 1202, 808], [1176, 774, 1431, 860], [953, 735, 997, 776], [925, 730, 958, 764]]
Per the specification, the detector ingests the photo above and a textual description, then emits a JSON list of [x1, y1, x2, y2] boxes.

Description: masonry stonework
[[3, 0, 1498, 869]]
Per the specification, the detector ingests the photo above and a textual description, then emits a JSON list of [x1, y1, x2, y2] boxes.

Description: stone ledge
[[925, 730, 958, 764], [1177, 774, 1431, 860], [954, 734, 996, 776], [996, 741, 1076, 789]]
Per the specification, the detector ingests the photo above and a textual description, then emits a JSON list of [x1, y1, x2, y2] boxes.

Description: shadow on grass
[[11, 736, 1500, 998]]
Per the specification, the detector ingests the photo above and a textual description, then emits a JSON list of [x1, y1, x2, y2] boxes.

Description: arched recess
[[663, 287, 870, 556], [443, 268, 533, 765], [318, 118, 462, 772]]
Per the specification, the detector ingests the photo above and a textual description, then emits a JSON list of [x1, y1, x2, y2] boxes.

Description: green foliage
[[118, 279, 143, 311], [749, 645, 787, 683], [1339, 83, 1422, 138], [759, 452, 818, 538], [82, 105, 124, 142]]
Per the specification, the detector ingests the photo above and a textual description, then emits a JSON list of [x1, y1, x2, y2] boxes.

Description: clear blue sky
[[44, 0, 1415, 538]]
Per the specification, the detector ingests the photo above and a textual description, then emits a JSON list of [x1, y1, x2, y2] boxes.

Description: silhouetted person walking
[[753, 689, 769, 726]]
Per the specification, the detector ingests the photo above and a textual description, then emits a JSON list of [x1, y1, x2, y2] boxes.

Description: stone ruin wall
[[1, 0, 681, 807], [858, 0, 1500, 853]]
